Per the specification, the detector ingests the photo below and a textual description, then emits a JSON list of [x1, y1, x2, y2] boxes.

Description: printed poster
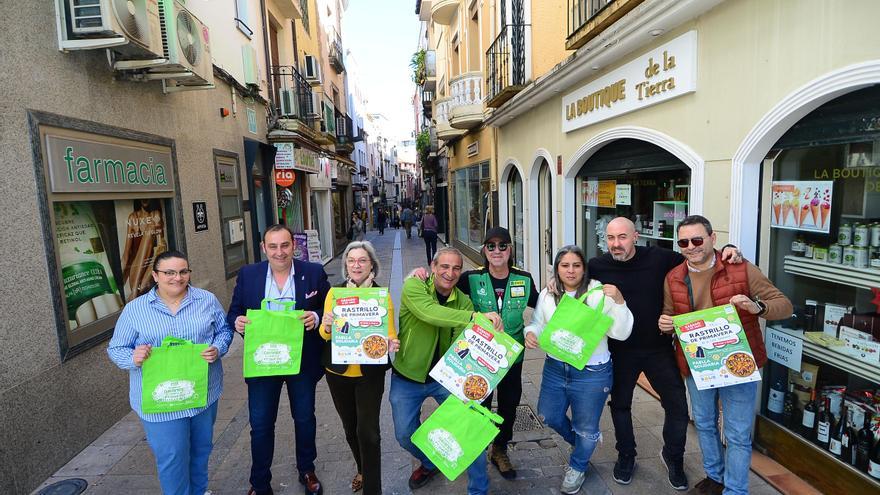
[[55, 201, 124, 330], [330, 287, 390, 365], [673, 304, 762, 390], [292, 232, 310, 262], [616, 184, 632, 205], [598, 180, 617, 208], [582, 179, 599, 207], [429, 314, 524, 401], [115, 199, 168, 301], [770, 181, 833, 233]]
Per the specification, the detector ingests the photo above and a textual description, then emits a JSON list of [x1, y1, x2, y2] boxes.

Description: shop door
[[538, 160, 553, 286], [507, 169, 525, 268]]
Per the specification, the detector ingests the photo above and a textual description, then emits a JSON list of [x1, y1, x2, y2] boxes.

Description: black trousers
[[481, 360, 523, 449], [423, 230, 438, 263], [608, 347, 689, 462], [325, 371, 386, 495]]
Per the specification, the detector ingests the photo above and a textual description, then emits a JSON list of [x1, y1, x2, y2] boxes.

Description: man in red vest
[[658, 215, 791, 495]]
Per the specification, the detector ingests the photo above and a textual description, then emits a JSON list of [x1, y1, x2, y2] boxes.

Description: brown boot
[[489, 444, 517, 479]]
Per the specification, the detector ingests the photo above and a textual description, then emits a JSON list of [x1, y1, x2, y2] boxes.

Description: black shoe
[[489, 445, 517, 480], [661, 451, 689, 491], [612, 454, 635, 484], [408, 465, 440, 490]]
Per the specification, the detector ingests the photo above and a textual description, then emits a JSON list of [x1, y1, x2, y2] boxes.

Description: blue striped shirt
[[107, 286, 233, 422]]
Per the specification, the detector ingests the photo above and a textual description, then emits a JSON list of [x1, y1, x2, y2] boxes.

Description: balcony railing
[[450, 72, 482, 107], [270, 65, 316, 128], [568, 0, 614, 36], [435, 97, 452, 125], [335, 111, 353, 146], [566, 0, 642, 51], [421, 89, 435, 117], [329, 34, 345, 73], [486, 24, 529, 108]]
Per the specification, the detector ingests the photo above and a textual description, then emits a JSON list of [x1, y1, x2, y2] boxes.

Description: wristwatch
[[753, 298, 768, 316]]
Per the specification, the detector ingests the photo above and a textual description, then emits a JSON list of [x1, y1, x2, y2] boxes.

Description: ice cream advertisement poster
[[770, 181, 833, 233], [429, 314, 524, 402], [330, 288, 390, 365], [673, 304, 762, 390]]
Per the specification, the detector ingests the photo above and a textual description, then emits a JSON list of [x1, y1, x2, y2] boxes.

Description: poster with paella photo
[[673, 304, 761, 390], [330, 287, 390, 365], [429, 314, 524, 402]]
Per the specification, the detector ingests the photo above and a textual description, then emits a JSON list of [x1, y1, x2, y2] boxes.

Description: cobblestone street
[[36, 229, 781, 495]]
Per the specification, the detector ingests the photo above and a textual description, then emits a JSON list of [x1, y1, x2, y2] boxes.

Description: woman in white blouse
[[524, 245, 633, 495]]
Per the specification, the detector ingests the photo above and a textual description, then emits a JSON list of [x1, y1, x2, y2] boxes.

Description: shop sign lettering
[[562, 30, 697, 133], [46, 134, 174, 193]]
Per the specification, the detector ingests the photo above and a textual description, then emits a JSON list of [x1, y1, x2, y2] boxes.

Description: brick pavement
[[35, 227, 781, 495]]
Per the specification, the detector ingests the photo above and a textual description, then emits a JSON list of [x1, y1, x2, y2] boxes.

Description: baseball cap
[[483, 227, 512, 245]]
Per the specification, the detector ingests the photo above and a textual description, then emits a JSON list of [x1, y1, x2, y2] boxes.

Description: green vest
[[467, 270, 531, 363]]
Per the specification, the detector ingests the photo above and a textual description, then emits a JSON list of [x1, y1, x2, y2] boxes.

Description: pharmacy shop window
[[30, 112, 183, 359]]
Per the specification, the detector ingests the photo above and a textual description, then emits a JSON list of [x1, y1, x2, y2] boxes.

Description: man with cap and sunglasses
[[409, 227, 538, 478]]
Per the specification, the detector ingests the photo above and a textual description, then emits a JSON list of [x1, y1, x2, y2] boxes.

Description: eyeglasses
[[154, 269, 193, 277], [676, 237, 706, 248], [346, 258, 371, 266], [485, 242, 509, 252]]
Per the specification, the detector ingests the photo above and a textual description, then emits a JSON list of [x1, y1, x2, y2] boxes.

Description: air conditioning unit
[[56, 0, 163, 58], [150, 0, 214, 88], [302, 55, 322, 84]]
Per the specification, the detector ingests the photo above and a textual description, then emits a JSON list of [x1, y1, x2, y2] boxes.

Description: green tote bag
[[243, 299, 305, 378], [141, 336, 209, 414], [411, 396, 503, 481], [538, 286, 614, 370]]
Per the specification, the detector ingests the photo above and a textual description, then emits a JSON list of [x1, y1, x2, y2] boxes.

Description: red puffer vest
[[666, 251, 765, 376]]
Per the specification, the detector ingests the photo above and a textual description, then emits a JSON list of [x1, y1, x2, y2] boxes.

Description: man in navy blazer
[[227, 224, 330, 495]]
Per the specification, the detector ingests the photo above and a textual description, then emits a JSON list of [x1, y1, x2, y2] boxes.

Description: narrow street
[[36, 228, 781, 495]]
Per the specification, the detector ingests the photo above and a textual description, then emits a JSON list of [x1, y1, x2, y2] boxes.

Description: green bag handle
[[160, 335, 193, 347], [576, 285, 606, 313], [260, 298, 298, 311], [467, 400, 504, 425]]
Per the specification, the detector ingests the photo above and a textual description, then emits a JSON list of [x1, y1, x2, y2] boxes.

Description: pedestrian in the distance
[[401, 206, 414, 239], [420, 205, 438, 263], [524, 245, 633, 495], [350, 211, 365, 241], [108, 250, 233, 495], [377, 208, 386, 235], [319, 241, 400, 494]]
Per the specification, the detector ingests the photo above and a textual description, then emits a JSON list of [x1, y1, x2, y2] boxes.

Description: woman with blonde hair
[[319, 241, 399, 493]]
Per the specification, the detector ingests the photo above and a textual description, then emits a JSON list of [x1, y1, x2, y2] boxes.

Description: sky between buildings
[[344, 0, 421, 141]]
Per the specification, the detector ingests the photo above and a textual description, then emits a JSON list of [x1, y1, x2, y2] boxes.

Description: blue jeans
[[246, 372, 321, 493], [389, 374, 489, 495], [537, 358, 612, 473], [141, 400, 218, 495], [686, 375, 758, 495]]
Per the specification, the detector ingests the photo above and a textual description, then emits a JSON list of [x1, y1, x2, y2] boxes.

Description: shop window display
[[761, 139, 880, 484], [454, 162, 490, 252]]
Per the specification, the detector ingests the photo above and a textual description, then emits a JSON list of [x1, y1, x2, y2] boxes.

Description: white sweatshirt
[[524, 279, 634, 366]]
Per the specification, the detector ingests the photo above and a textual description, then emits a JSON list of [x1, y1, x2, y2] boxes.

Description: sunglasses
[[485, 242, 509, 252], [676, 237, 705, 248]]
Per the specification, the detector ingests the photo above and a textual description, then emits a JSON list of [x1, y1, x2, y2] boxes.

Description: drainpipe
[[260, 0, 273, 104]]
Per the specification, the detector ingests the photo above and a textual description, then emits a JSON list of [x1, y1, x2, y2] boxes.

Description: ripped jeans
[[537, 357, 613, 472]]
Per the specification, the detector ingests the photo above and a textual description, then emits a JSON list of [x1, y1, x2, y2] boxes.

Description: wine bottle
[[858, 413, 875, 472], [869, 430, 880, 479], [829, 404, 846, 456], [767, 375, 786, 422], [782, 383, 798, 429], [801, 389, 818, 441], [840, 407, 857, 465], [816, 397, 832, 449]]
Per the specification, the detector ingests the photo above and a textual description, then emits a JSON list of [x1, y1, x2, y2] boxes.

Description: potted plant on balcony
[[416, 129, 430, 167], [410, 49, 426, 86]]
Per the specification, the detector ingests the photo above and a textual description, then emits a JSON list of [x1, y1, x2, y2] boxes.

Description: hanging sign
[[275, 169, 295, 187], [274, 143, 295, 169]]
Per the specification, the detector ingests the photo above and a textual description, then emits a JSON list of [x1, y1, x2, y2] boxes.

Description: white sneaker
[[560, 466, 585, 494]]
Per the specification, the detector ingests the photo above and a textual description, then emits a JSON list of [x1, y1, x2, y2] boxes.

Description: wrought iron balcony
[[486, 23, 529, 108], [421, 89, 435, 118], [335, 112, 354, 153], [329, 34, 345, 73], [270, 65, 317, 129], [566, 0, 642, 51]]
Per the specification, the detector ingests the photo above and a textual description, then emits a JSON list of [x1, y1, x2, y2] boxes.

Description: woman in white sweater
[[524, 245, 633, 495]]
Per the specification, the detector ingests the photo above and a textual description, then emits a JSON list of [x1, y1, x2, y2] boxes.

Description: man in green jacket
[[391, 246, 502, 494]]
